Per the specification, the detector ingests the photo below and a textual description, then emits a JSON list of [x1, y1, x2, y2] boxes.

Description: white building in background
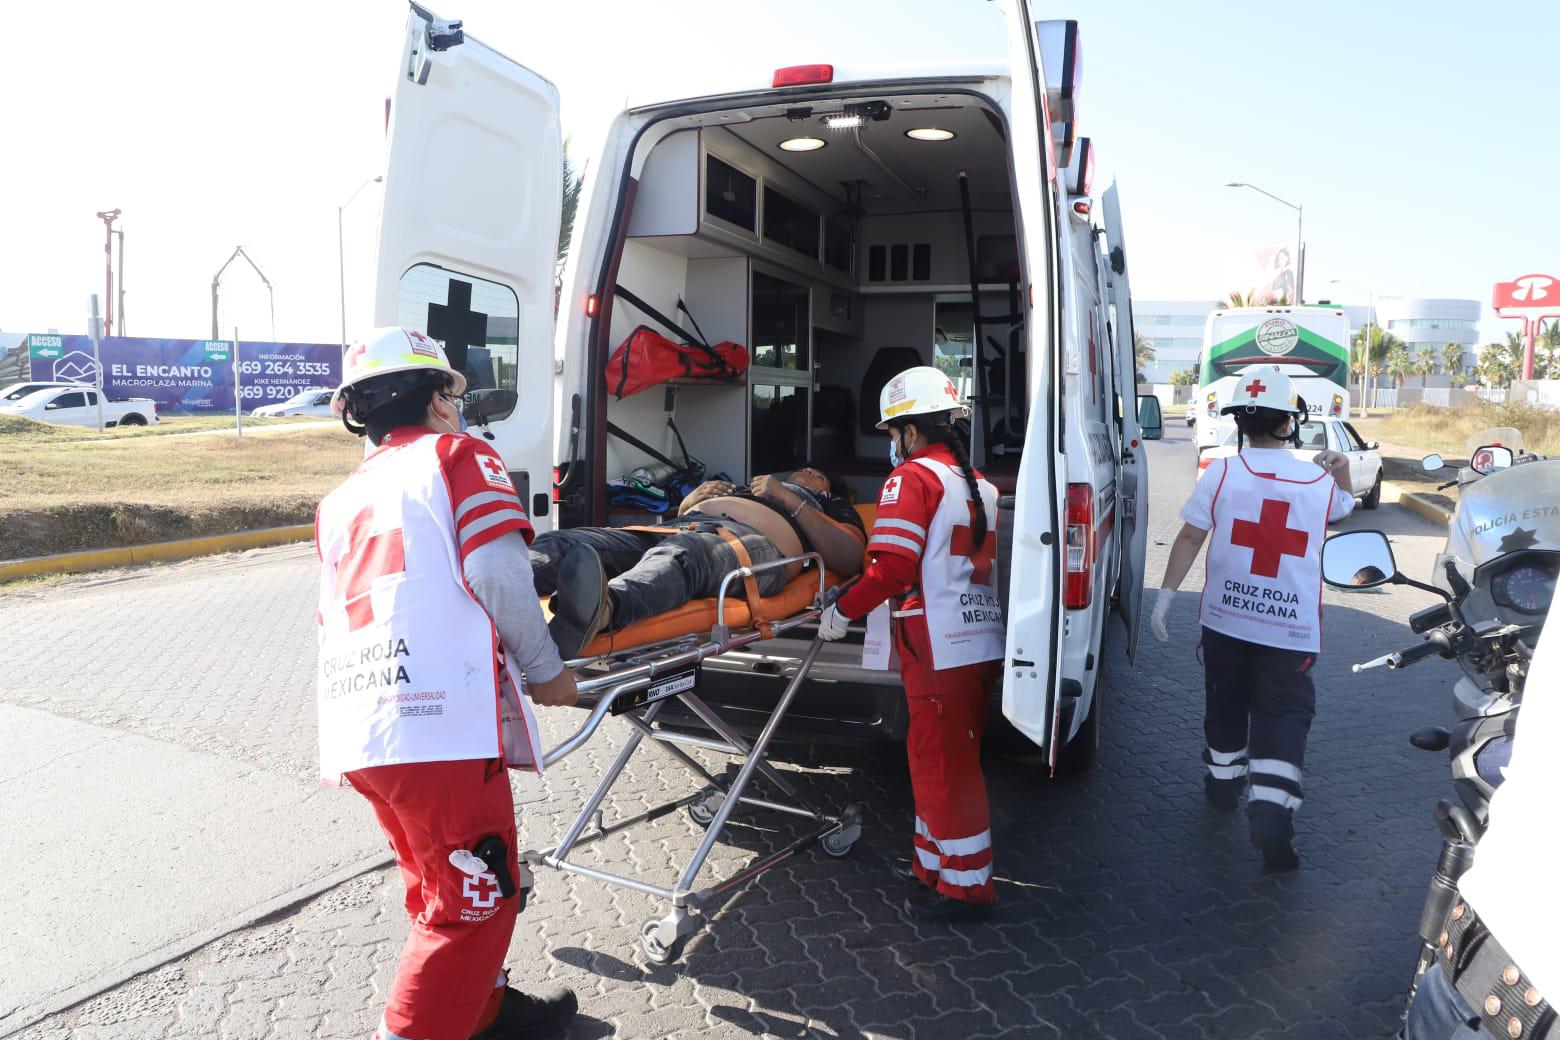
[[1133, 300, 1217, 383], [1375, 297, 1481, 376]]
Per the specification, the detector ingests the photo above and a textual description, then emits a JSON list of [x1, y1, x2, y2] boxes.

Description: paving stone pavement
[[6, 428, 1457, 1039]]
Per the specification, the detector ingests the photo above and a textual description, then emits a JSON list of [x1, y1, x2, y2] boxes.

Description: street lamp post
[[95, 209, 121, 336], [338, 175, 383, 351], [210, 246, 276, 342], [1225, 183, 1303, 305], [1331, 279, 1375, 414]]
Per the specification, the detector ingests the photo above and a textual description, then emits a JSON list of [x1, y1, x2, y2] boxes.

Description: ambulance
[[372, 2, 1156, 772]]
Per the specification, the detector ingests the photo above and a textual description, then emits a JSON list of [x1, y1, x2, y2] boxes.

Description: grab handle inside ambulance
[[1321, 530, 1397, 590]]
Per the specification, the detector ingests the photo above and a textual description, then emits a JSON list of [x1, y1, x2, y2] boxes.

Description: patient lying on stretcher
[[532, 465, 866, 658]]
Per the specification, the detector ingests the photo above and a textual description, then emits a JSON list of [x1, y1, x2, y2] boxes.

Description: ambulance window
[[751, 384, 808, 476], [705, 156, 757, 232], [763, 188, 820, 260], [396, 264, 521, 421]]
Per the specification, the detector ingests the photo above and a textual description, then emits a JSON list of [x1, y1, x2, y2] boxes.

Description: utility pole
[[88, 295, 105, 434], [113, 228, 126, 336], [96, 210, 121, 336]]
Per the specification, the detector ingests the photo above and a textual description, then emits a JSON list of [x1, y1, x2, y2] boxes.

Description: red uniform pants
[[346, 758, 520, 1040], [896, 618, 1000, 904]]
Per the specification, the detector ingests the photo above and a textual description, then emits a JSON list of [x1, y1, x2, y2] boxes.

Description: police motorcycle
[[1319, 433, 1558, 1014]]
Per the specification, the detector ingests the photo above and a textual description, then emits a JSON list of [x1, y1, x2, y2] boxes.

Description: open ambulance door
[[374, 6, 562, 524], [1102, 182, 1148, 662], [995, 1, 1068, 766]]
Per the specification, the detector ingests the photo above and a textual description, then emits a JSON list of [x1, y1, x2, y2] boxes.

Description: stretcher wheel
[[819, 822, 861, 859], [639, 918, 682, 965], [687, 790, 724, 828]]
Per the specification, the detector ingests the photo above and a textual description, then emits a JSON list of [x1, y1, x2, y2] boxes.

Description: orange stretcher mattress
[[539, 567, 843, 658], [541, 504, 872, 659]]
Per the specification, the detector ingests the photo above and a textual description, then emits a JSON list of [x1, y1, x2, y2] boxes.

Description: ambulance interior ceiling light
[[780, 136, 827, 152], [905, 127, 955, 142], [822, 101, 891, 131]]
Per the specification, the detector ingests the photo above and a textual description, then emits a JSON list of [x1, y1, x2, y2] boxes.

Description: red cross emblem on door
[[1229, 499, 1308, 578], [336, 507, 406, 631], [1245, 379, 1267, 399], [950, 501, 996, 586]]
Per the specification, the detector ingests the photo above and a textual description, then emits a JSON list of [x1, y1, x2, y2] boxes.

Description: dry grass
[[1353, 402, 1560, 460], [0, 418, 362, 559]]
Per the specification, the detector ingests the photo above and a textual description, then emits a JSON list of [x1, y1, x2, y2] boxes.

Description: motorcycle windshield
[[1466, 426, 1524, 453], [1445, 459, 1560, 568]]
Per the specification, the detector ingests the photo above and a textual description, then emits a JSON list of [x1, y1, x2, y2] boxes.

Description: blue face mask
[[888, 434, 904, 468]]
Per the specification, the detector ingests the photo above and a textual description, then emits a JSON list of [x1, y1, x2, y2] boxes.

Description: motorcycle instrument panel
[[1490, 560, 1557, 616]]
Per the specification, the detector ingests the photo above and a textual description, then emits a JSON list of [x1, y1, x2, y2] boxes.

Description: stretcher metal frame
[[519, 552, 863, 964]]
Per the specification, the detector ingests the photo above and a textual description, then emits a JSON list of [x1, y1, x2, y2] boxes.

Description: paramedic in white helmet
[[315, 327, 580, 1040], [1149, 365, 1353, 872], [817, 366, 1004, 922]]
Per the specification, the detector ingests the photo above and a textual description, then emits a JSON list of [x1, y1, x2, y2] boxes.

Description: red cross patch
[[879, 476, 902, 505], [1229, 499, 1308, 578], [336, 507, 406, 632], [477, 454, 514, 491], [950, 502, 996, 586]]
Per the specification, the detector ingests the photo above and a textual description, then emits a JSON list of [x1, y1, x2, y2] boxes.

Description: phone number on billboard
[[236, 360, 333, 377]]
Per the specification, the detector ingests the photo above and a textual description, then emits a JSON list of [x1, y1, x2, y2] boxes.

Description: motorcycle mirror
[[1469, 445, 1514, 475], [1321, 530, 1397, 590], [1420, 453, 1444, 472]]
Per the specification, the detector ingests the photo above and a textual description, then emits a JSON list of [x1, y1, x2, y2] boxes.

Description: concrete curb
[[1382, 481, 1454, 525], [0, 524, 314, 583]]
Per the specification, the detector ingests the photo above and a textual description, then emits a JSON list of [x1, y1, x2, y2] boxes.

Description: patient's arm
[[792, 505, 866, 576], [678, 479, 736, 515]]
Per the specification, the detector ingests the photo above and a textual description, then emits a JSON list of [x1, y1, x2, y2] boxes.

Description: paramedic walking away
[[819, 366, 1005, 922], [315, 327, 580, 1040], [1151, 366, 1353, 872]]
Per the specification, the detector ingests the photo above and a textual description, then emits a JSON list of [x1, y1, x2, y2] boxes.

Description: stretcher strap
[[716, 527, 773, 640]]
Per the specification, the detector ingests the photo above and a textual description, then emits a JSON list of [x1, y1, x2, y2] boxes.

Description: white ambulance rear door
[[1102, 182, 1148, 662], [374, 6, 562, 525], [994, 0, 1067, 761]]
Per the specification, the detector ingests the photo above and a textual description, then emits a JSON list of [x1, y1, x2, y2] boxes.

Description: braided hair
[[894, 412, 987, 549]]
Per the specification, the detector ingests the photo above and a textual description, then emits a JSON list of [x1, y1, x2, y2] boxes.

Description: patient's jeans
[[530, 515, 787, 630]]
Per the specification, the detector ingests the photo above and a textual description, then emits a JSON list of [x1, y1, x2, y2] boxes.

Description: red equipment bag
[[605, 286, 749, 399]]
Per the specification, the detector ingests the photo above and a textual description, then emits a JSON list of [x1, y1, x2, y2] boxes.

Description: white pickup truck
[[0, 386, 159, 428]]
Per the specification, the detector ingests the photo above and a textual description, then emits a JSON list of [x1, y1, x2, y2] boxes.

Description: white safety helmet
[[875, 365, 970, 430], [1219, 365, 1303, 417], [331, 326, 467, 427]]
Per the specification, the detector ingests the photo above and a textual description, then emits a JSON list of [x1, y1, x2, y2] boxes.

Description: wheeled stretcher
[[519, 552, 864, 964]]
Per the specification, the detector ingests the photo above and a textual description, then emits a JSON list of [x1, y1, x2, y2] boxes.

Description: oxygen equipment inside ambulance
[[373, 5, 1148, 771]]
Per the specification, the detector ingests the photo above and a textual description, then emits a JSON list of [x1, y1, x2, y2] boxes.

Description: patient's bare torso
[[685, 496, 806, 576]]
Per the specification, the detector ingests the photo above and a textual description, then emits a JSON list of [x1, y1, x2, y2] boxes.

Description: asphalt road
[[3, 422, 1457, 1039]]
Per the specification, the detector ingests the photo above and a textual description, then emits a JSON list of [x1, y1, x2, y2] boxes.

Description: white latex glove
[[1150, 587, 1175, 643], [818, 604, 852, 641]]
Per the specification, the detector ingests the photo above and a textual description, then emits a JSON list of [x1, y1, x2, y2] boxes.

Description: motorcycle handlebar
[[1353, 630, 1454, 673]]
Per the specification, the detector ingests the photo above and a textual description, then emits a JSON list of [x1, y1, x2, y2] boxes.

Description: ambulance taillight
[[1065, 483, 1094, 609]]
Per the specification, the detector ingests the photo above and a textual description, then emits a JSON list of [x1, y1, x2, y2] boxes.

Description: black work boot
[[1204, 774, 1242, 811], [471, 985, 578, 1040], [1249, 805, 1299, 873], [902, 886, 993, 923], [548, 545, 612, 659], [889, 859, 925, 887]]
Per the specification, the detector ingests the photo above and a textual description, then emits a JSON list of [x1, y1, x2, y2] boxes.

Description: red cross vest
[[904, 456, 1005, 670], [1200, 455, 1335, 652], [314, 433, 543, 783]]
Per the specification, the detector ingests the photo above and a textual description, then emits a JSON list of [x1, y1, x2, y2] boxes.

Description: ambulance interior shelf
[[606, 285, 749, 400], [523, 552, 863, 964]]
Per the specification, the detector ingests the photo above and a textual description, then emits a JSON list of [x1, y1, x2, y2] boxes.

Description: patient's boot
[[548, 545, 613, 659]]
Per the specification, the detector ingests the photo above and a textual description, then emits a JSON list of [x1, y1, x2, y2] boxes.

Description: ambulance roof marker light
[[772, 65, 834, 89]]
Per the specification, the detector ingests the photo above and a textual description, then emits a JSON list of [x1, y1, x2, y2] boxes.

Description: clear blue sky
[[3, 0, 1555, 345]]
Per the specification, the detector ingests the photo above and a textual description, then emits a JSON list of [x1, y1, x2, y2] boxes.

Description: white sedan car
[[1197, 416, 1384, 509], [252, 388, 335, 418]]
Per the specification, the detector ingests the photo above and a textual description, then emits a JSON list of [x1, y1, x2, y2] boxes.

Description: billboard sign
[[25, 335, 340, 414]]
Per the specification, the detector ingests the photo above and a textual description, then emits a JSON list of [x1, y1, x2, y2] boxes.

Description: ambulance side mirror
[[466, 388, 518, 427], [1321, 530, 1397, 590], [1136, 394, 1163, 440]]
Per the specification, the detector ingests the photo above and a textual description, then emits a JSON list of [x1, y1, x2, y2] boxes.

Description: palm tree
[[557, 141, 586, 272], [1540, 319, 1560, 379], [1133, 331, 1155, 381], [1415, 352, 1437, 389], [1224, 289, 1291, 308], [1478, 340, 1517, 388], [1385, 344, 1414, 389], [1440, 342, 1466, 382]]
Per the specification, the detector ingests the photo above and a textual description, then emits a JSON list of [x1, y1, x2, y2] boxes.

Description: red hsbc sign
[[1492, 274, 1560, 314]]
